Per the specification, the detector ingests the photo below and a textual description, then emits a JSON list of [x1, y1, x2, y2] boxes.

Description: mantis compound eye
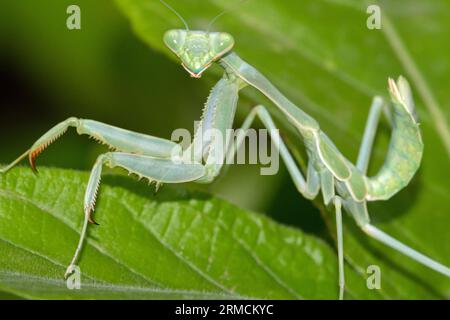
[[209, 32, 235, 59], [163, 29, 187, 55]]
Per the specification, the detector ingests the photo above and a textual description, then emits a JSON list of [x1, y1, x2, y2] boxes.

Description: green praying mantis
[[1, 1, 449, 299]]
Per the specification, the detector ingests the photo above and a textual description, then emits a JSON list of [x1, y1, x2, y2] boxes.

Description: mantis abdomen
[[366, 78, 423, 201]]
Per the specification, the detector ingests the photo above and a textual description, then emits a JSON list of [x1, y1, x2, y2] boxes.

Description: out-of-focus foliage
[[0, 0, 449, 299]]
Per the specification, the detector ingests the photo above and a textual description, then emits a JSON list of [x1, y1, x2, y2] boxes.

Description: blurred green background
[[0, 0, 449, 299]]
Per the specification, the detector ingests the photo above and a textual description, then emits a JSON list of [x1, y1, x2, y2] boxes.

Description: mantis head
[[164, 30, 235, 78]]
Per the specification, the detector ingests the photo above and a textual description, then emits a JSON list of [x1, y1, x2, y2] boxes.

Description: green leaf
[[0, 167, 378, 299], [114, 0, 450, 299]]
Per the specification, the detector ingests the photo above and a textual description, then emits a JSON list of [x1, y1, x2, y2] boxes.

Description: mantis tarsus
[[1, 2, 449, 299]]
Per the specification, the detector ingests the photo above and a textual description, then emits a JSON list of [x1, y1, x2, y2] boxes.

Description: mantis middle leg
[[229, 104, 348, 298], [223, 105, 321, 199]]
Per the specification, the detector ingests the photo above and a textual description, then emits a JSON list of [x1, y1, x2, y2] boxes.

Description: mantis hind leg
[[0, 117, 179, 173], [65, 151, 206, 278], [356, 97, 385, 173], [361, 223, 450, 277], [334, 197, 345, 300], [348, 200, 450, 278]]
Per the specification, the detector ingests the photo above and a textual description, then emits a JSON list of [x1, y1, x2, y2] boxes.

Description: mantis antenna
[[159, 0, 190, 31], [207, 0, 250, 32]]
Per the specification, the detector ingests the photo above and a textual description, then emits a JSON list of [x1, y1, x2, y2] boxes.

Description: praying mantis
[[1, 1, 450, 300]]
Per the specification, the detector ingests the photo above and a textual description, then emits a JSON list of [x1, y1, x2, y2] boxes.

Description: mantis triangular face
[[164, 30, 234, 77]]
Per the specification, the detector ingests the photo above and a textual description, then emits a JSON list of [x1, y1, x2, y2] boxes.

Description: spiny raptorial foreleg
[[0, 117, 179, 173], [65, 151, 207, 278]]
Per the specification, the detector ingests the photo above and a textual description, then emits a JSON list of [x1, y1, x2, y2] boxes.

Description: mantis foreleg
[[66, 151, 206, 277], [0, 117, 196, 277], [0, 118, 178, 173]]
